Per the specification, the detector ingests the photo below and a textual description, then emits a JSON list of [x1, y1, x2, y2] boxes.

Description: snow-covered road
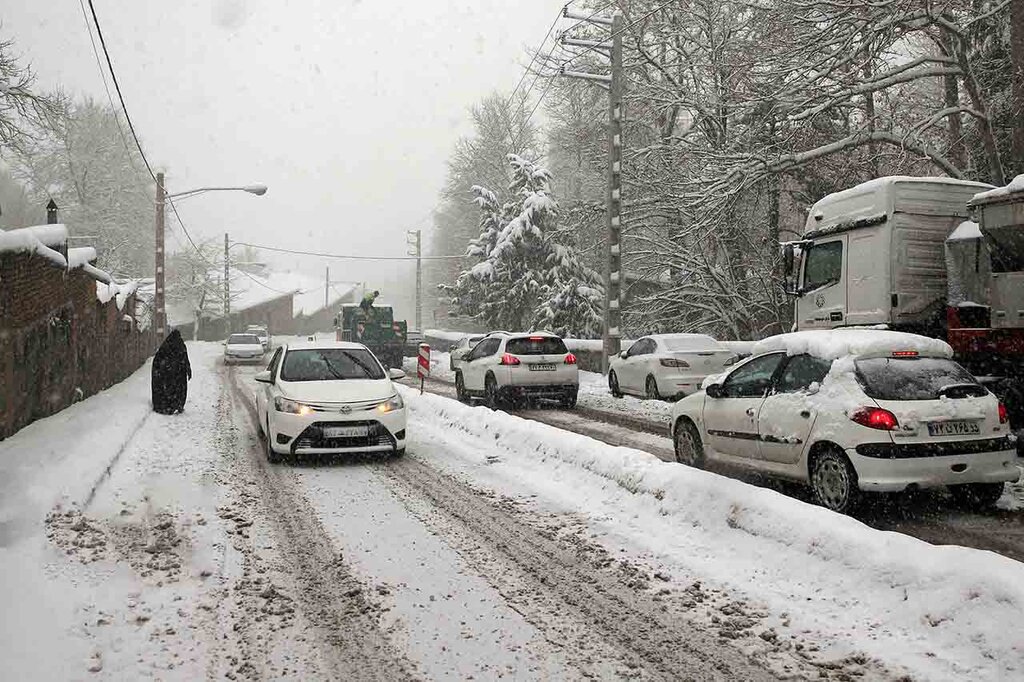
[[2, 341, 1023, 680]]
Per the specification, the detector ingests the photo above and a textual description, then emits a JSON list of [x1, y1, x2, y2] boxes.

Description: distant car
[[254, 341, 408, 463], [669, 329, 1020, 514], [609, 334, 738, 400], [224, 333, 266, 364], [455, 332, 578, 408], [246, 325, 270, 350], [449, 334, 485, 372]]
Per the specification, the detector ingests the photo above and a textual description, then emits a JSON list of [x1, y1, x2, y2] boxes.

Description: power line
[[560, 0, 674, 70], [231, 241, 469, 261], [85, 0, 155, 180]]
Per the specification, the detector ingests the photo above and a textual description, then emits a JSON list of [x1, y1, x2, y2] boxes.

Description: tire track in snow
[[382, 456, 776, 682], [224, 365, 419, 681], [81, 411, 153, 510]]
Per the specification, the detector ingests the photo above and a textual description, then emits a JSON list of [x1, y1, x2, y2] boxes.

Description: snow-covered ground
[[401, 388, 1024, 680], [3, 340, 1023, 680]]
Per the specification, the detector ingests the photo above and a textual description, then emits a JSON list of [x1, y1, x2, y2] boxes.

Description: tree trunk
[[956, 47, 1005, 185], [944, 71, 965, 170], [1011, 0, 1024, 176]]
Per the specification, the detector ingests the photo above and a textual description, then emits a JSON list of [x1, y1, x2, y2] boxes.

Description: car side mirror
[[254, 371, 272, 384], [705, 383, 724, 399], [806, 381, 821, 396], [449, 344, 457, 352], [388, 368, 407, 381], [619, 350, 628, 359]]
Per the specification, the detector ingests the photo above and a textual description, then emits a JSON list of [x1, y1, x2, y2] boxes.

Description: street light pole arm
[[165, 184, 268, 200]]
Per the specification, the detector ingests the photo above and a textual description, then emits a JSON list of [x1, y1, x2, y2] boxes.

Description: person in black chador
[[152, 330, 192, 414]]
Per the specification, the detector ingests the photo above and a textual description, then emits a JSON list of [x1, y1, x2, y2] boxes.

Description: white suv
[[670, 329, 1020, 513], [455, 332, 579, 408]]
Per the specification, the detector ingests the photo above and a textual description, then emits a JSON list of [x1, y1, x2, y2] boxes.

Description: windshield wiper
[[319, 353, 347, 381], [342, 351, 379, 379]]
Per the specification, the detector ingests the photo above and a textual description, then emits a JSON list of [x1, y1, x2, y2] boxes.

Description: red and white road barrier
[[417, 343, 430, 393]]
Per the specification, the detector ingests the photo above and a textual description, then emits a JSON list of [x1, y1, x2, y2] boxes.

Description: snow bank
[[753, 329, 953, 360], [403, 389, 1024, 679], [972, 174, 1024, 203], [947, 220, 981, 242]]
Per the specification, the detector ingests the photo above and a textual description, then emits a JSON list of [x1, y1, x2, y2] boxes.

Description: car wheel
[[393, 447, 407, 458], [949, 482, 1004, 510], [485, 374, 502, 410], [265, 418, 283, 464], [673, 420, 705, 468], [810, 448, 859, 514], [646, 375, 662, 401], [561, 390, 578, 409], [455, 371, 470, 402], [609, 370, 623, 398]]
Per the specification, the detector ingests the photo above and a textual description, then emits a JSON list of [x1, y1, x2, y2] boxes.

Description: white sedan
[[224, 333, 266, 364], [609, 334, 738, 400], [449, 334, 485, 372], [254, 341, 407, 463], [670, 329, 1020, 513]]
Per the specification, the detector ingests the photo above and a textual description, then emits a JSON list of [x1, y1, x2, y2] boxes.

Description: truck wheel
[[949, 482, 1004, 510]]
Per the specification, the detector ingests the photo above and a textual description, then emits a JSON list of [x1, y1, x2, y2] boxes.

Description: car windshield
[[855, 357, 985, 400], [661, 335, 719, 351], [280, 349, 384, 381], [228, 334, 261, 345], [506, 337, 568, 355]]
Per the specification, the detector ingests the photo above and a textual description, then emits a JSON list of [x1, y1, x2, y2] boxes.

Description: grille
[[292, 420, 395, 453], [856, 436, 1014, 459]]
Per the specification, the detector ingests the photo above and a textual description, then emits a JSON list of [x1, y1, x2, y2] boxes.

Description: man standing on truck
[[360, 290, 380, 313]]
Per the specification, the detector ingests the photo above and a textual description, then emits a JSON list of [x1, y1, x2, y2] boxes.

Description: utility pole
[[559, 9, 623, 373], [407, 229, 422, 331], [325, 266, 330, 309], [223, 233, 230, 336], [155, 172, 166, 337]]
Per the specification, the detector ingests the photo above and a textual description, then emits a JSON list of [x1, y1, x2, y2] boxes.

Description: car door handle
[[800, 410, 811, 418], [746, 408, 756, 416]]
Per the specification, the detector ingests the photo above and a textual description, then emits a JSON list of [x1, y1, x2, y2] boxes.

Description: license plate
[[926, 420, 981, 437], [528, 363, 556, 371], [323, 425, 369, 438]]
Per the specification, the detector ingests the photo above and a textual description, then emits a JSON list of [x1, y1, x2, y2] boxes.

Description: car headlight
[[275, 397, 312, 415], [377, 393, 404, 413]]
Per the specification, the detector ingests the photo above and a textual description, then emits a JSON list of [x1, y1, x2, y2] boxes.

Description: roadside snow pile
[[754, 329, 952, 359], [577, 370, 672, 423], [972, 174, 1024, 203], [403, 389, 1024, 679]]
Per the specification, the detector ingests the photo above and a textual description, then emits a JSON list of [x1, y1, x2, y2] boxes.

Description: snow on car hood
[[279, 379, 395, 404], [752, 329, 953, 360]]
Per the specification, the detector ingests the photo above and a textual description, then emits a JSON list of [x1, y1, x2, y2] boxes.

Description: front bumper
[[848, 439, 1020, 492], [269, 408, 407, 455]]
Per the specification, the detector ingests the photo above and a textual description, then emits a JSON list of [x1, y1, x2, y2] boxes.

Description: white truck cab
[[785, 177, 993, 333]]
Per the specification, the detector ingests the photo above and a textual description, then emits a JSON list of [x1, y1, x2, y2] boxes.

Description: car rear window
[[506, 337, 568, 355], [228, 334, 261, 344], [661, 335, 719, 351], [855, 357, 985, 400], [280, 348, 384, 381]]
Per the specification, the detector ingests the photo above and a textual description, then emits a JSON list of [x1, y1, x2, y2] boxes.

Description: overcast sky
[[4, 0, 565, 319]]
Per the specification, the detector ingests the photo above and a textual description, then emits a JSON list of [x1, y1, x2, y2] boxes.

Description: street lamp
[[154, 172, 267, 336]]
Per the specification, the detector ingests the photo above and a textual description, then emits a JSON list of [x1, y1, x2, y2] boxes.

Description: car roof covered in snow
[[752, 329, 953, 360], [283, 340, 370, 352]]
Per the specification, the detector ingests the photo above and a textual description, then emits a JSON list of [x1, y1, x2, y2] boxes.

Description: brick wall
[[0, 251, 157, 440]]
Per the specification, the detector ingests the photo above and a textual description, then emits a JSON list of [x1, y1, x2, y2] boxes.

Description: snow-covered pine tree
[[443, 154, 604, 337]]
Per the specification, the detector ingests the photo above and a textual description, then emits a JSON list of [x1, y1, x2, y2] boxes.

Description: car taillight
[[564, 353, 577, 365], [850, 407, 899, 431], [500, 353, 520, 366], [660, 358, 690, 368], [998, 402, 1009, 425]]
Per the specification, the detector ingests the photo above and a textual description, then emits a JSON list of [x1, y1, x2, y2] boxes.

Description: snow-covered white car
[[608, 333, 738, 400], [449, 334, 485, 371], [224, 333, 266, 364], [455, 332, 578, 408], [670, 329, 1020, 514], [254, 341, 407, 463], [246, 325, 270, 350]]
